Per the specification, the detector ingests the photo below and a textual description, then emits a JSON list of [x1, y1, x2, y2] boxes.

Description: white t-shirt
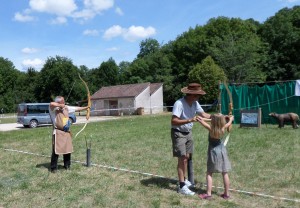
[[171, 97, 204, 132]]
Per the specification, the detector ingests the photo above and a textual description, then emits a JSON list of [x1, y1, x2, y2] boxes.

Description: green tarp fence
[[220, 81, 300, 124]]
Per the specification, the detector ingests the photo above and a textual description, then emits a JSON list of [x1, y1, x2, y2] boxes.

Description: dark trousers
[[51, 136, 71, 170]]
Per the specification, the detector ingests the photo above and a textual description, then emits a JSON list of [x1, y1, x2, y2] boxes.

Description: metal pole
[[187, 154, 195, 187], [218, 80, 222, 113], [86, 148, 91, 167]]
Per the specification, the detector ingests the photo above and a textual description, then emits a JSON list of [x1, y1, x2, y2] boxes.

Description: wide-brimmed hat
[[181, 83, 206, 95]]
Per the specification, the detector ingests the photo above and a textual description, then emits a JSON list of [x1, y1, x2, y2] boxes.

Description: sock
[[180, 182, 185, 188]]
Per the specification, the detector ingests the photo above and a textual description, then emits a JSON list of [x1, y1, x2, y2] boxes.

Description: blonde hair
[[210, 113, 226, 139]]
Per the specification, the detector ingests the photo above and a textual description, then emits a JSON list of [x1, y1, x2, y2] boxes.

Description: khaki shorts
[[171, 128, 193, 157]]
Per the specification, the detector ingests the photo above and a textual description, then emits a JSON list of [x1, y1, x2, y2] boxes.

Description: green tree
[[118, 61, 131, 84], [36, 56, 81, 104], [91, 57, 120, 87], [124, 58, 149, 83], [170, 26, 208, 85], [143, 51, 174, 104], [124, 49, 175, 105], [137, 38, 160, 58], [188, 56, 226, 104], [0, 57, 21, 112], [78, 65, 98, 94], [15, 67, 39, 103], [259, 6, 300, 80], [204, 17, 267, 83], [124, 38, 166, 84]]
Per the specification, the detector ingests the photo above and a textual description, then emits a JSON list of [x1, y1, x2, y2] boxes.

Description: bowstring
[[65, 81, 75, 103]]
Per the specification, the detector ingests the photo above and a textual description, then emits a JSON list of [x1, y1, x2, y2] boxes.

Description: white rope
[[202, 184, 300, 203], [3, 148, 300, 203], [231, 79, 296, 85]]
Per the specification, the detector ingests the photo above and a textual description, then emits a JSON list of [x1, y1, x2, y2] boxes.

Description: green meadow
[[0, 115, 17, 124], [0, 114, 299, 207]]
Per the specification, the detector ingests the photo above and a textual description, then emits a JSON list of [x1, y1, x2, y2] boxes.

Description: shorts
[[171, 128, 193, 157]]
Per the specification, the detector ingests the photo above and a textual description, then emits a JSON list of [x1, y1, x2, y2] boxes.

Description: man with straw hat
[[171, 83, 211, 195]]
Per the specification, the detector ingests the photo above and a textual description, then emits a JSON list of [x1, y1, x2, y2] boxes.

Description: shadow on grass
[[36, 163, 66, 171], [36, 162, 50, 169], [140, 177, 177, 191], [140, 177, 211, 194]]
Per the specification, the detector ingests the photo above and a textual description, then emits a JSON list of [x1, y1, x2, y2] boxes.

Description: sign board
[[240, 108, 261, 127]]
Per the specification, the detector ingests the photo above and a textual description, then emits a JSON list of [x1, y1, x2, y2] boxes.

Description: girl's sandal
[[220, 193, 230, 199], [198, 194, 212, 200]]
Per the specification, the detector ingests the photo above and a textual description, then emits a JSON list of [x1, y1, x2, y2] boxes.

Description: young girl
[[197, 113, 234, 200]]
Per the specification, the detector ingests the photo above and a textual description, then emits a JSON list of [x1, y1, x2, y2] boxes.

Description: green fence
[[220, 81, 300, 124]]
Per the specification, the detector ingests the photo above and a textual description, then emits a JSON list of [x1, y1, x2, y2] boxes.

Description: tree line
[[1, 6, 300, 113]]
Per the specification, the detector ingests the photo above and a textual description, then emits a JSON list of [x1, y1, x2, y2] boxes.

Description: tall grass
[[0, 114, 299, 207]]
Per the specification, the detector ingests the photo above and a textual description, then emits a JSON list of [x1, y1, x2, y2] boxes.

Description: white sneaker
[[184, 179, 192, 187], [178, 185, 195, 195]]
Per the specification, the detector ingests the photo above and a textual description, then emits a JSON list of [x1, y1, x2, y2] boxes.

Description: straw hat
[[181, 83, 206, 95]]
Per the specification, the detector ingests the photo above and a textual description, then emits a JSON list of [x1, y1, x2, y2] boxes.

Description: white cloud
[[72, 0, 114, 21], [21, 48, 39, 54], [72, 9, 96, 20], [50, 16, 67, 24], [103, 25, 156, 42], [22, 58, 44, 69], [84, 0, 114, 12], [115, 7, 123, 15], [29, 0, 77, 16], [123, 26, 156, 42], [16, 0, 115, 23], [103, 25, 124, 40], [13, 12, 35, 22], [83, 29, 99, 36]]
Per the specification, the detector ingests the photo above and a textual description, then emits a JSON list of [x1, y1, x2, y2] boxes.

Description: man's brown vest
[[53, 108, 73, 154]]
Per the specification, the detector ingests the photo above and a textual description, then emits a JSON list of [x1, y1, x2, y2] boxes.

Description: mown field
[[0, 113, 299, 207], [0, 114, 17, 124]]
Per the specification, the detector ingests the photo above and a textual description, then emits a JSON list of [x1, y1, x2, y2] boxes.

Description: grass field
[[0, 113, 299, 207], [0, 114, 17, 124]]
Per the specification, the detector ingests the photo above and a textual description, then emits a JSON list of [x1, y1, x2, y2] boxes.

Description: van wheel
[[29, 120, 38, 128]]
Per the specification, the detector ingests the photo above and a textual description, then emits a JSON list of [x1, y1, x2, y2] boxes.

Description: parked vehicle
[[17, 103, 76, 128]]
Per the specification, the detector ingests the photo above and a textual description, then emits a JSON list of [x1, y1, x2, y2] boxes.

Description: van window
[[27, 104, 49, 114], [18, 104, 26, 115]]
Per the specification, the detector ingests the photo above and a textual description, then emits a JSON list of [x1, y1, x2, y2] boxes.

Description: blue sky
[[0, 0, 299, 71]]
